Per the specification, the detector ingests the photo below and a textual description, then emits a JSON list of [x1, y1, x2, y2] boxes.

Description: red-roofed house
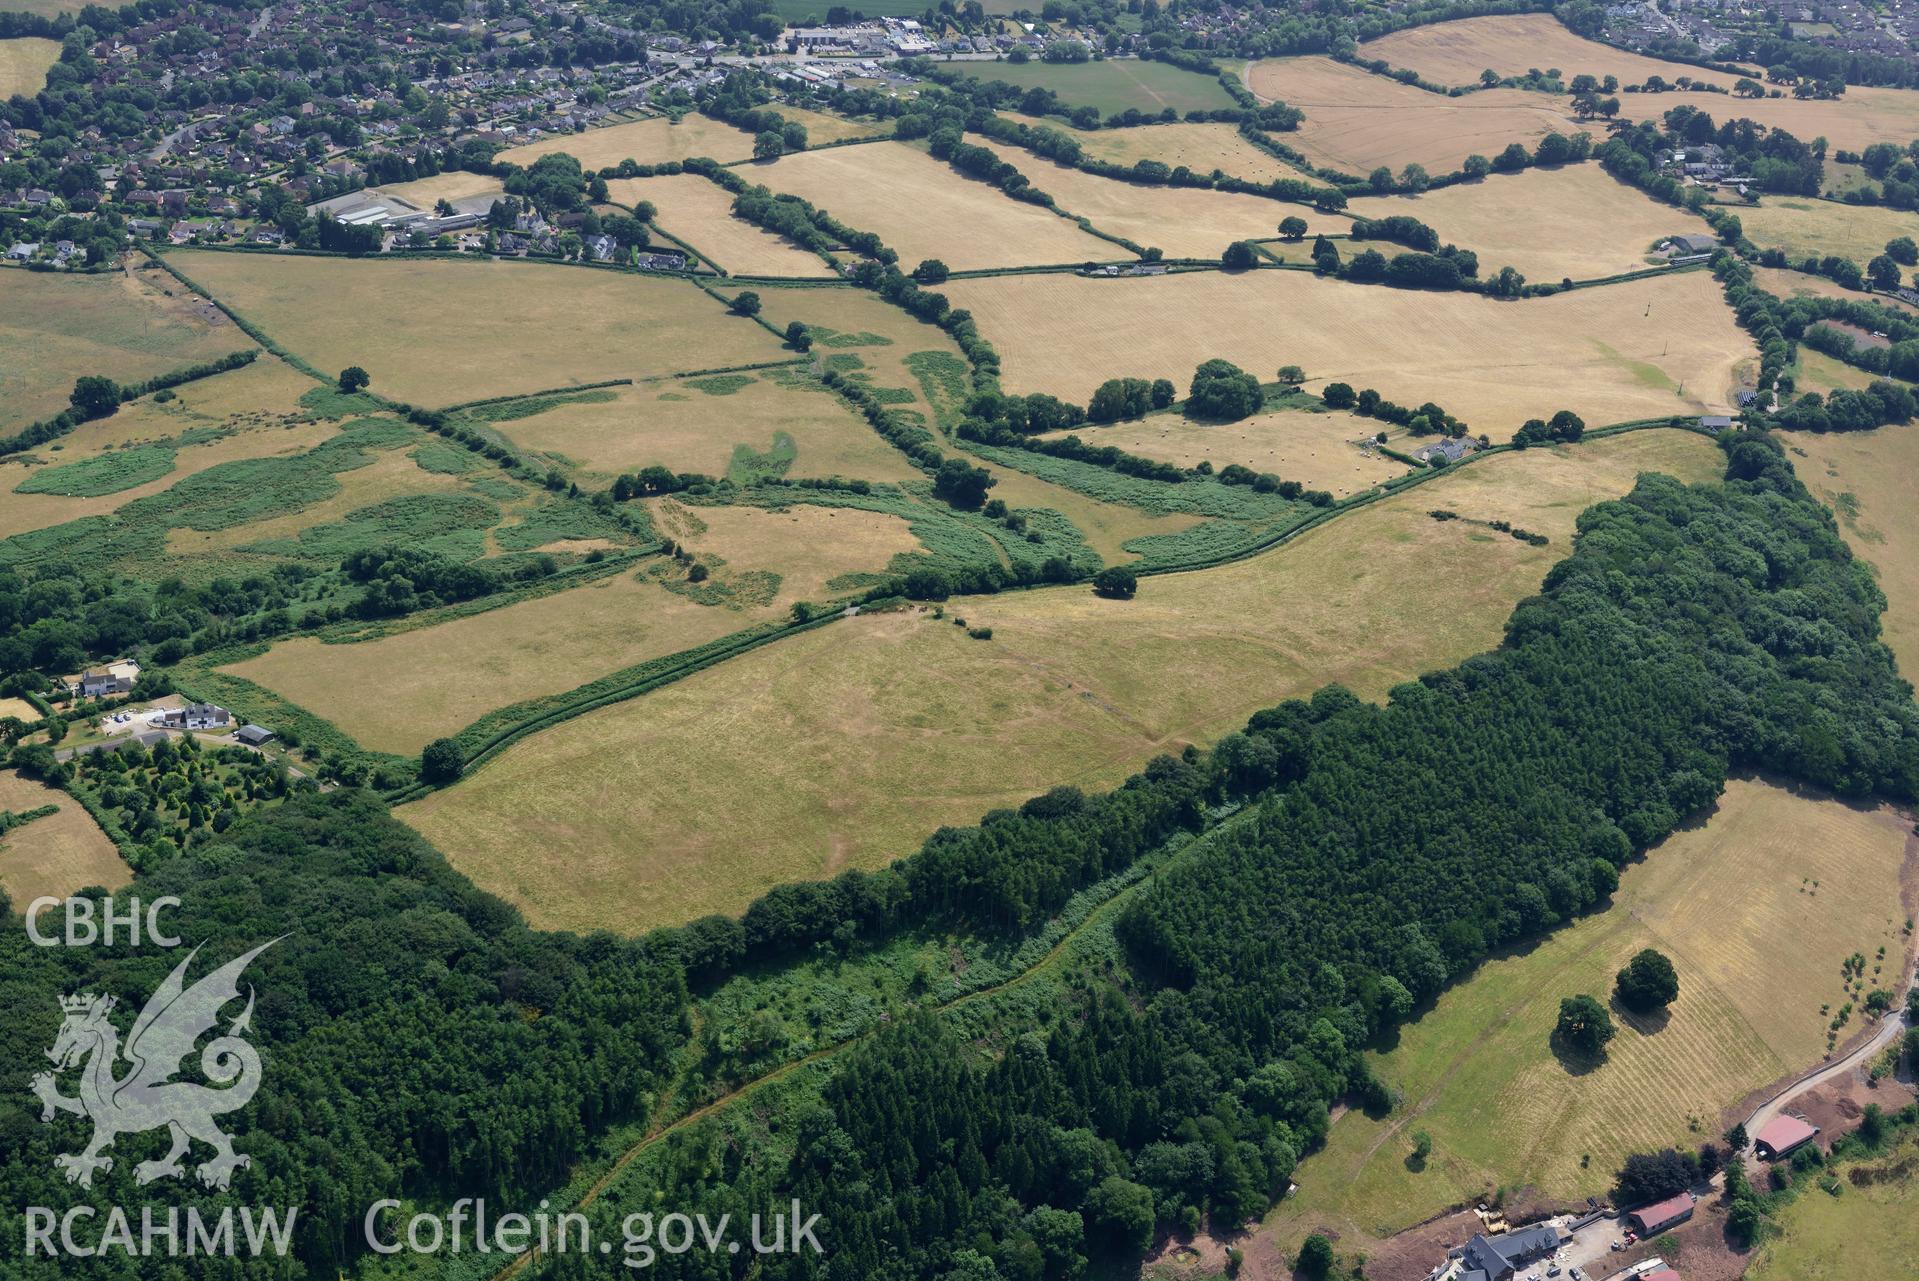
[[1643, 1269, 1682, 1281], [1754, 1115, 1820, 1161], [1627, 1190, 1695, 1237]]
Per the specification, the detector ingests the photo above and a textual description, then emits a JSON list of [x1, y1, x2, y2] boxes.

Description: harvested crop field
[[752, 142, 1125, 271], [978, 140, 1337, 258], [169, 252, 788, 405], [1344, 163, 1692, 283], [0, 36, 58, 97], [493, 374, 924, 486], [949, 57, 1238, 116], [1732, 197, 1919, 270], [1359, 13, 1747, 91], [0, 770, 131, 906], [1795, 425, 1919, 680], [1268, 776, 1917, 1243], [945, 266, 1749, 426], [223, 567, 793, 755], [605, 173, 827, 276], [1247, 57, 1581, 176], [1043, 405, 1412, 497], [0, 263, 253, 434], [397, 429, 1718, 932], [1000, 114, 1312, 185], [499, 108, 876, 169]]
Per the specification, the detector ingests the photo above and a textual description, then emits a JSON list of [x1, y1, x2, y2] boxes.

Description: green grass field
[[1747, 1130, 1919, 1279], [1263, 778, 1915, 1255], [950, 57, 1238, 116]]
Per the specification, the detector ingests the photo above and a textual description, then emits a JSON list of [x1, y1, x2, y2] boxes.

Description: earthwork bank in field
[[398, 429, 1719, 934]]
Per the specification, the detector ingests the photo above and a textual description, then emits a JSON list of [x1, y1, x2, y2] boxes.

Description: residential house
[[1414, 437, 1480, 465], [70, 660, 141, 698], [1452, 1223, 1566, 1281], [6, 241, 38, 261], [157, 703, 232, 731]]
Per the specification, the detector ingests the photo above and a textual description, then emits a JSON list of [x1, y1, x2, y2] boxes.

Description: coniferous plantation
[[3, 432, 1914, 1278]]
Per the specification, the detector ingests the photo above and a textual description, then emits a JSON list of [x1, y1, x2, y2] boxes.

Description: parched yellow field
[[1731, 198, 1919, 269], [1359, 14, 1746, 90], [1000, 113, 1314, 185], [397, 429, 1719, 932], [0, 264, 254, 433], [0, 770, 132, 907], [1754, 264, 1919, 315], [1042, 405, 1413, 497], [753, 141, 1124, 271], [492, 375, 924, 485], [1794, 425, 1919, 679], [979, 140, 1337, 258], [169, 252, 788, 406], [945, 267, 1749, 426], [223, 570, 779, 755], [498, 108, 877, 169], [0, 697, 40, 722], [1268, 777, 1915, 1248], [369, 170, 506, 211], [1608, 83, 1919, 159], [1247, 57, 1583, 176], [0, 36, 58, 97], [653, 500, 922, 600], [1345, 163, 1692, 284], [0, 359, 335, 541], [605, 173, 827, 276]]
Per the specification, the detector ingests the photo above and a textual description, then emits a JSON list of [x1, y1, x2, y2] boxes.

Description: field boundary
[[372, 417, 1715, 798]]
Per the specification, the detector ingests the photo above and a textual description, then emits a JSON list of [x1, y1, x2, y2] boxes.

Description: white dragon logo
[[31, 939, 278, 1191]]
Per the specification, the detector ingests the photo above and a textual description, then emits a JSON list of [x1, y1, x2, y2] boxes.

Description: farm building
[[235, 724, 276, 747], [1453, 1223, 1566, 1281], [1698, 415, 1734, 430], [157, 703, 232, 731], [1754, 1115, 1820, 1161], [1627, 1190, 1695, 1237]]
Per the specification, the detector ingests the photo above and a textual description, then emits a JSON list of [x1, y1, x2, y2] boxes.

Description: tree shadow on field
[[1549, 1029, 1608, 1077], [1612, 992, 1672, 1037]]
